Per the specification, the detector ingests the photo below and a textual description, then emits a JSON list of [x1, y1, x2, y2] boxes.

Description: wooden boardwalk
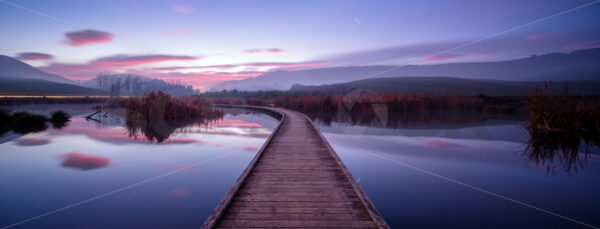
[[203, 106, 388, 228]]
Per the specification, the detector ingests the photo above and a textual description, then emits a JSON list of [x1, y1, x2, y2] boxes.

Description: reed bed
[[125, 91, 223, 143]]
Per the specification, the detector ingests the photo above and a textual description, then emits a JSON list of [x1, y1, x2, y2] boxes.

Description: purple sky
[[1, 0, 599, 89]]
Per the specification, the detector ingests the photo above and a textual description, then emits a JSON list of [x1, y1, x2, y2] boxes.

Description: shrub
[[10, 112, 49, 134], [50, 111, 71, 129], [524, 85, 600, 172], [125, 91, 223, 143]]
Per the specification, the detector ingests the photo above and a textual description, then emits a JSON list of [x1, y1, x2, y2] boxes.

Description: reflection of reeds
[[210, 92, 522, 128], [525, 85, 600, 172], [125, 91, 224, 143], [50, 111, 71, 129], [0, 110, 71, 135], [272, 93, 519, 128]]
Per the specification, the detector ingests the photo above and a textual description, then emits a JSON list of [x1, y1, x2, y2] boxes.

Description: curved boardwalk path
[[203, 106, 388, 228]]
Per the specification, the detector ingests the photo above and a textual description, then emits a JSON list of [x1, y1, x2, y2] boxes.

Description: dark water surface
[[313, 116, 600, 229], [0, 105, 278, 229]]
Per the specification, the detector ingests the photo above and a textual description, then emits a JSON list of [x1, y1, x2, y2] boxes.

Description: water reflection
[[309, 110, 599, 173], [0, 106, 278, 229], [525, 126, 599, 173], [59, 152, 111, 171], [13, 138, 51, 146], [314, 114, 600, 228], [0, 110, 71, 135], [307, 110, 492, 129], [125, 112, 223, 143]]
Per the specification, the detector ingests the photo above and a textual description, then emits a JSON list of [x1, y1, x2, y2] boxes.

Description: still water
[[2, 105, 599, 229], [0, 105, 278, 228], [313, 115, 600, 229]]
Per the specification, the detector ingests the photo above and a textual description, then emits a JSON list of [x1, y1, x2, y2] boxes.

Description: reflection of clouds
[[240, 146, 260, 151], [13, 138, 51, 146], [423, 140, 463, 148], [168, 188, 191, 197], [214, 119, 262, 128], [50, 119, 202, 145], [42, 117, 271, 146], [59, 152, 111, 171], [49, 119, 136, 145]]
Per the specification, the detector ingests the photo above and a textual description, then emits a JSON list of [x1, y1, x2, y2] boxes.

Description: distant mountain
[[211, 48, 600, 91], [290, 77, 600, 96], [0, 55, 75, 84], [0, 77, 106, 95]]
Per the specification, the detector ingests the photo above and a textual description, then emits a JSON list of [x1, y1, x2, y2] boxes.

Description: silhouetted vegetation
[[524, 86, 600, 172], [125, 91, 223, 143], [0, 110, 74, 135], [50, 111, 71, 129], [0, 96, 107, 106], [0, 110, 72, 135], [209, 91, 523, 128], [10, 112, 49, 134]]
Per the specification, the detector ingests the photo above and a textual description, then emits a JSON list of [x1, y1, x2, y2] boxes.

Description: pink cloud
[[153, 64, 236, 71], [64, 29, 114, 46], [13, 138, 51, 146], [266, 48, 284, 53], [59, 152, 111, 170], [526, 33, 563, 41], [423, 53, 462, 61], [563, 41, 600, 50], [148, 71, 262, 89], [243, 61, 331, 68], [423, 140, 463, 148], [154, 61, 330, 73], [15, 52, 53, 61], [94, 54, 197, 67], [244, 48, 284, 54], [172, 5, 194, 14], [40, 54, 198, 76], [168, 188, 191, 197]]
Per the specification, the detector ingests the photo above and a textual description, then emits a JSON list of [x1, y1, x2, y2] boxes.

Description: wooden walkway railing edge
[[201, 105, 286, 228], [295, 111, 389, 229]]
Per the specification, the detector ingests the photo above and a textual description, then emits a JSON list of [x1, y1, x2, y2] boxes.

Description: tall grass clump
[[125, 91, 223, 143], [525, 86, 600, 172]]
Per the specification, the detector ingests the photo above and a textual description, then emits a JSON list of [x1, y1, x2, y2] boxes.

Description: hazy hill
[[0, 55, 75, 84], [81, 74, 151, 89], [82, 74, 197, 96], [290, 77, 600, 96], [0, 77, 106, 95], [211, 48, 600, 91]]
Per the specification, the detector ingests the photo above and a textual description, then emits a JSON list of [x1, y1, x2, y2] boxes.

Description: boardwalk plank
[[203, 106, 388, 229], [217, 219, 376, 228]]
